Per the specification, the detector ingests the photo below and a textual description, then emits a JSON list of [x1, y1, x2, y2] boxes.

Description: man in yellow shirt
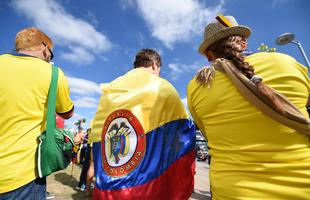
[[187, 15, 310, 199], [0, 28, 74, 199], [90, 49, 196, 199]]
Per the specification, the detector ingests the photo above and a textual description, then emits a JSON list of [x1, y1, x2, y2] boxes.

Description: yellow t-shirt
[[0, 53, 74, 193], [187, 52, 310, 199]]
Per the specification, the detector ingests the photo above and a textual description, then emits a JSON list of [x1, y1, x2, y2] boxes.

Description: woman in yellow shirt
[[187, 15, 310, 199]]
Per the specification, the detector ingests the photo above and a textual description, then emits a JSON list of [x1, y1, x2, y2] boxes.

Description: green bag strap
[[46, 65, 59, 140]]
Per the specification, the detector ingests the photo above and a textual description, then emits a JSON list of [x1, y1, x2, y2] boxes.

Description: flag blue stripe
[[93, 118, 196, 190]]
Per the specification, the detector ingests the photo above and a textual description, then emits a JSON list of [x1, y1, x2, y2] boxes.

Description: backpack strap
[[46, 65, 59, 140]]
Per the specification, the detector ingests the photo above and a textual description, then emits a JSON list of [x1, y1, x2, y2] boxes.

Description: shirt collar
[[8, 52, 36, 58]]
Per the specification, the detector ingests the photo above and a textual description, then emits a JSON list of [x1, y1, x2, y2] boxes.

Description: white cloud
[[67, 76, 101, 108], [72, 112, 85, 120], [68, 77, 102, 96], [11, 0, 111, 64], [181, 97, 192, 116], [168, 61, 202, 80], [181, 97, 188, 109], [131, 0, 224, 48], [73, 96, 99, 108], [60, 46, 95, 65]]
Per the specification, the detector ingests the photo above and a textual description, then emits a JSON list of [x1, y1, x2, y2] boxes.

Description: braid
[[211, 36, 255, 79], [206, 36, 285, 113]]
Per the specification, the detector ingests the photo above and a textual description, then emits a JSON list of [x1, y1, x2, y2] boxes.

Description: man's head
[[15, 27, 54, 62], [198, 15, 251, 61], [133, 48, 162, 76]]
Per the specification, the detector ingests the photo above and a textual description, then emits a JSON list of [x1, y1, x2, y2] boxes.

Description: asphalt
[[47, 160, 211, 200]]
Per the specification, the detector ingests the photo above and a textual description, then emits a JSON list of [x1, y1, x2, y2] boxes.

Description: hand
[[74, 132, 85, 145]]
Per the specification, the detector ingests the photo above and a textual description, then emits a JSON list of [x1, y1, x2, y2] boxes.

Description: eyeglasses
[[42, 42, 54, 61]]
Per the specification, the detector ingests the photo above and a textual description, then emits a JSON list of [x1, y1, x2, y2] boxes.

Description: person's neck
[[17, 49, 43, 60], [137, 66, 159, 76]]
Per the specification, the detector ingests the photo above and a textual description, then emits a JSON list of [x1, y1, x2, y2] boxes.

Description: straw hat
[[198, 15, 251, 55]]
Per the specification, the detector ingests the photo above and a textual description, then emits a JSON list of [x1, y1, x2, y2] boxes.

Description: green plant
[[74, 118, 86, 131], [258, 43, 276, 52]]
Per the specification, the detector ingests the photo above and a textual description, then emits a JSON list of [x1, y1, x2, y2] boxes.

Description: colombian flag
[[90, 68, 196, 200]]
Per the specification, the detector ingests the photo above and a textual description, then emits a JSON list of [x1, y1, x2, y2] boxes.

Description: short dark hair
[[133, 48, 162, 68]]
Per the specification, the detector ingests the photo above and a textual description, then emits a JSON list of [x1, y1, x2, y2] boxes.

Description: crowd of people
[[0, 14, 309, 200]]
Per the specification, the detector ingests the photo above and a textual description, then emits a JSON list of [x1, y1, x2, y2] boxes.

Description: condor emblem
[[101, 109, 145, 177]]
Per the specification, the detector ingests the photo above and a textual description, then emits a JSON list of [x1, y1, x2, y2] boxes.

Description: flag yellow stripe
[[90, 69, 188, 143]]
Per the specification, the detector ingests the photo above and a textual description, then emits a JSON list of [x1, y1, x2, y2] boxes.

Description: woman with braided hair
[[200, 34, 285, 114], [187, 15, 310, 199]]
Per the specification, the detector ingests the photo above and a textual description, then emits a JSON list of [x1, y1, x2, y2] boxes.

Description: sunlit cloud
[[168, 61, 203, 80], [123, 0, 224, 48], [73, 96, 99, 108], [181, 97, 188, 110], [60, 46, 95, 65], [12, 0, 112, 65], [67, 76, 102, 96], [67, 76, 101, 108]]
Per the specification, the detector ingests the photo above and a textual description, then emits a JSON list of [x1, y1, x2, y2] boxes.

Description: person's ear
[[206, 51, 214, 61], [151, 62, 156, 71], [151, 61, 159, 72], [241, 41, 247, 50], [42, 47, 49, 61], [151, 61, 160, 76]]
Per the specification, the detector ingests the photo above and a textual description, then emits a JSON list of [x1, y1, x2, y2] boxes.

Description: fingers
[[74, 132, 85, 144]]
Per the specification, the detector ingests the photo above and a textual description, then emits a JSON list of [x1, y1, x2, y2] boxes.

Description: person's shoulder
[[187, 76, 197, 90], [152, 75, 180, 97], [130, 70, 179, 98], [0, 53, 17, 62], [157, 76, 174, 87], [247, 52, 296, 62], [51, 65, 69, 80], [0, 53, 23, 58], [187, 65, 213, 89], [0, 53, 11, 58], [55, 66, 65, 75], [109, 68, 167, 87]]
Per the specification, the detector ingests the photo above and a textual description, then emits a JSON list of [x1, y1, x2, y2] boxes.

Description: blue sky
[[1, 0, 309, 130]]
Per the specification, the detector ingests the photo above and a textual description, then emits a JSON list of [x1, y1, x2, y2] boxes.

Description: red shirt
[[56, 114, 64, 128]]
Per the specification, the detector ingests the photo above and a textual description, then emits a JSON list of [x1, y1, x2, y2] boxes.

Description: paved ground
[[47, 160, 210, 200], [190, 161, 211, 200]]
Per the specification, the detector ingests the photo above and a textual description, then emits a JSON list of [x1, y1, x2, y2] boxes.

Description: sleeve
[[56, 68, 74, 114]]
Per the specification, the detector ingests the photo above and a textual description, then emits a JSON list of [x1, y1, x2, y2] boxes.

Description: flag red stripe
[[93, 149, 196, 200]]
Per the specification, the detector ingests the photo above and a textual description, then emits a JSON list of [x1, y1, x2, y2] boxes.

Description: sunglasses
[[42, 42, 54, 61]]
